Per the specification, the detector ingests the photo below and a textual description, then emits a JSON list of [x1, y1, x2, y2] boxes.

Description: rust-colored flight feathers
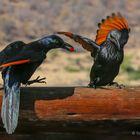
[[57, 32, 94, 52], [95, 13, 129, 45]]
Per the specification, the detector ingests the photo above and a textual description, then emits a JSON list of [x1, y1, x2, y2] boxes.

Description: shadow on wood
[[0, 86, 140, 137]]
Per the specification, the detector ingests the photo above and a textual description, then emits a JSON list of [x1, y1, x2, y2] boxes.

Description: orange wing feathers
[[57, 32, 94, 52], [0, 60, 30, 68], [95, 13, 129, 45]]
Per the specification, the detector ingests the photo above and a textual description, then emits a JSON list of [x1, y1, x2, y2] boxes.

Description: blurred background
[[0, 0, 140, 86]]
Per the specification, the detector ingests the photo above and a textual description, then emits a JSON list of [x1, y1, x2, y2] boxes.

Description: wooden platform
[[0, 86, 140, 139]]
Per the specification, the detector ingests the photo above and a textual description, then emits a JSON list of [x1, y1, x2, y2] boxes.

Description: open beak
[[63, 42, 75, 52]]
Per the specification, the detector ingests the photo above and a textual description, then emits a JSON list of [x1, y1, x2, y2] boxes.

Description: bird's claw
[[88, 82, 96, 89], [35, 76, 46, 84], [26, 76, 47, 86], [109, 82, 125, 89]]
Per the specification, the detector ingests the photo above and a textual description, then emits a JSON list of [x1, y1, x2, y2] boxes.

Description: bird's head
[[95, 13, 130, 51], [107, 29, 129, 51], [40, 35, 74, 52], [52, 35, 75, 52], [107, 29, 121, 50]]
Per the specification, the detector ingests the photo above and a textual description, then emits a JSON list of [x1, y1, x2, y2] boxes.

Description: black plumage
[[57, 13, 130, 88], [0, 35, 74, 134]]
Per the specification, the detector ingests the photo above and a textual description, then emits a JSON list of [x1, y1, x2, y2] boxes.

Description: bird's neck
[[104, 40, 124, 64], [106, 39, 119, 52]]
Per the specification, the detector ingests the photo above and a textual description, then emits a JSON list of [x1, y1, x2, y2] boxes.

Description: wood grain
[[0, 86, 139, 135]]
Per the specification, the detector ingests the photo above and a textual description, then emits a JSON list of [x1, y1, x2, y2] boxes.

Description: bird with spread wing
[[57, 13, 130, 88]]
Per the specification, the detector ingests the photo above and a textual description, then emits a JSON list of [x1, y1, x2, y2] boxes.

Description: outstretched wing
[[57, 32, 100, 52]]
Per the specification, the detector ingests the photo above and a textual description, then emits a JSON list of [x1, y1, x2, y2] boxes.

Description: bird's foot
[[88, 78, 100, 89], [109, 82, 125, 89], [88, 82, 96, 89], [26, 76, 46, 86]]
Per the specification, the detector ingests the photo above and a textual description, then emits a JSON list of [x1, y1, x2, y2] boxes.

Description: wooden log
[[0, 133, 140, 140], [0, 86, 140, 135]]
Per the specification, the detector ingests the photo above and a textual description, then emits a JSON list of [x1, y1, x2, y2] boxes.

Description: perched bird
[[0, 35, 74, 134], [57, 13, 130, 88]]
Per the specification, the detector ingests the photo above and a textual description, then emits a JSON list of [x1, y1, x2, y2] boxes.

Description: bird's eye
[[110, 34, 114, 38], [55, 40, 59, 44]]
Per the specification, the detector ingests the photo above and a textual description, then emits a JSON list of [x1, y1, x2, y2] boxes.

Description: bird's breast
[[97, 47, 124, 65]]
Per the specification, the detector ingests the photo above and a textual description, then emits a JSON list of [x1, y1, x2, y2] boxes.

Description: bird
[[0, 34, 74, 134], [57, 13, 130, 88]]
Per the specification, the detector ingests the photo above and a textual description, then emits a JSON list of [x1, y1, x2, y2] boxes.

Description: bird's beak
[[63, 42, 75, 52]]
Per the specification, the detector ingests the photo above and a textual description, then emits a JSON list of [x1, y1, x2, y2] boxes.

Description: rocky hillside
[[0, 0, 139, 48]]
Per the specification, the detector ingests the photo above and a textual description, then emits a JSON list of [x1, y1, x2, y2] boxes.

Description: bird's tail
[[1, 67, 20, 134], [1, 88, 20, 134]]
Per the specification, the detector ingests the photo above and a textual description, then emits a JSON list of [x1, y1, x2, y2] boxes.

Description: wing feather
[[57, 32, 100, 52]]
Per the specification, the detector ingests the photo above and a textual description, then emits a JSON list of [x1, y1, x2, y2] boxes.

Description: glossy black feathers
[[0, 35, 74, 134]]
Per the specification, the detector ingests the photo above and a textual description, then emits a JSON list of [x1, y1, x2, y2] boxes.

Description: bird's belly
[[14, 62, 42, 84], [93, 65, 119, 86], [96, 74, 115, 86]]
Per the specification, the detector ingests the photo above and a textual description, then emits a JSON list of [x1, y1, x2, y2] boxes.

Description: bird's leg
[[88, 82, 96, 89], [109, 82, 125, 89], [26, 76, 46, 86], [88, 77, 100, 89]]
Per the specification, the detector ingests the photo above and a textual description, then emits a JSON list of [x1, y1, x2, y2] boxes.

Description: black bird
[[0, 35, 74, 134], [57, 13, 130, 88]]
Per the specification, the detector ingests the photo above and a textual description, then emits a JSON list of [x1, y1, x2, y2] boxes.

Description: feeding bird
[[57, 13, 130, 88], [0, 35, 74, 134]]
